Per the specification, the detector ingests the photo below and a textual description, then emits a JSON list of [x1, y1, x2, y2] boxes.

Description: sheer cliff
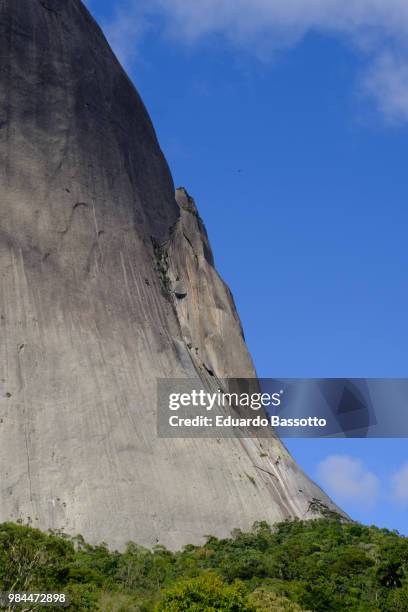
[[0, 0, 342, 549]]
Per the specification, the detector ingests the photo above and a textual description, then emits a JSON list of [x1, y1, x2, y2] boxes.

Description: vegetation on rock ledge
[[0, 518, 407, 610]]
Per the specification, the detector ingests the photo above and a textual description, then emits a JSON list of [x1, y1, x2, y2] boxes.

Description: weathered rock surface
[[0, 0, 342, 550]]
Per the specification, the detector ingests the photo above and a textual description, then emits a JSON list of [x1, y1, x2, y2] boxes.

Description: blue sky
[[85, 0, 408, 534]]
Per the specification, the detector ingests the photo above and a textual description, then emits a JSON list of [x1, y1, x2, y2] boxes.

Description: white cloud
[[149, 0, 408, 43], [102, 8, 148, 69], [101, 0, 408, 122], [317, 454, 379, 507], [392, 463, 408, 505], [362, 51, 408, 122]]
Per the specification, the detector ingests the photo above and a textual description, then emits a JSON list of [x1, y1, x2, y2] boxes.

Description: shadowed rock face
[[0, 0, 342, 549]]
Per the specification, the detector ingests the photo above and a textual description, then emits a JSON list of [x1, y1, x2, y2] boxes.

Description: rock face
[[0, 0, 342, 550]]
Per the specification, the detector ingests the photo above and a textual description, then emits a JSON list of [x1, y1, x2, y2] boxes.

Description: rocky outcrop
[[0, 0, 342, 550], [166, 187, 257, 381]]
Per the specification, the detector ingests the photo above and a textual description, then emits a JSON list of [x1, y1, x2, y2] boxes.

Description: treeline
[[0, 518, 407, 610]]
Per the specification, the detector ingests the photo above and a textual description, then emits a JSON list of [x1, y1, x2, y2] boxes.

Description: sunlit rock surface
[[0, 0, 343, 549]]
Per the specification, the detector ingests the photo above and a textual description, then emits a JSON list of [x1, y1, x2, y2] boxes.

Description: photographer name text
[[167, 415, 327, 429]]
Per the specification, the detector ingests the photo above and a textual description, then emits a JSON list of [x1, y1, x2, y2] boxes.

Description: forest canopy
[[0, 518, 407, 611]]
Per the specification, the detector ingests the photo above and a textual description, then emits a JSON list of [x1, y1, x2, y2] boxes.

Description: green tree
[[385, 586, 408, 612], [248, 588, 308, 611], [155, 573, 252, 611]]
